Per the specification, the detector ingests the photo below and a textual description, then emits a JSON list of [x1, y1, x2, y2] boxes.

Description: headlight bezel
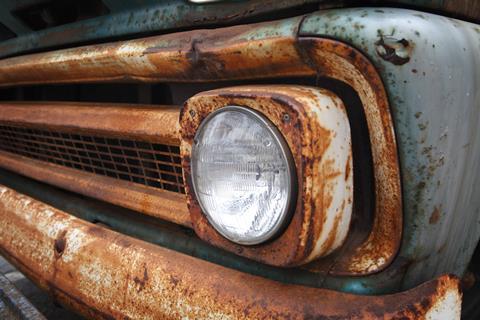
[[190, 105, 298, 245], [180, 85, 354, 267]]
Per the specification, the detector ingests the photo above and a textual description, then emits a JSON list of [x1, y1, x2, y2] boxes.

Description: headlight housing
[[191, 106, 296, 245], [181, 85, 355, 267]]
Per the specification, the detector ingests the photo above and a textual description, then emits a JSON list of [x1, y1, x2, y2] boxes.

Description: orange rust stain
[[298, 37, 402, 275], [133, 263, 149, 293], [429, 206, 441, 224], [0, 185, 461, 319], [345, 153, 351, 181], [320, 211, 342, 254], [54, 230, 67, 258]]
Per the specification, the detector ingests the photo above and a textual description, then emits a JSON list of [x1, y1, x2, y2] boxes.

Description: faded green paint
[[301, 8, 480, 290], [0, 0, 319, 59]]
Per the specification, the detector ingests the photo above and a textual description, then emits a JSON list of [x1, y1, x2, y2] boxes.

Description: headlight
[[191, 106, 296, 245]]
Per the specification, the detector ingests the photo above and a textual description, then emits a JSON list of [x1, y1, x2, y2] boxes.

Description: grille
[[0, 124, 185, 193]]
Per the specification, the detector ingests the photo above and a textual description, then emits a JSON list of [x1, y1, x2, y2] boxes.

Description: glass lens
[[191, 106, 294, 245]]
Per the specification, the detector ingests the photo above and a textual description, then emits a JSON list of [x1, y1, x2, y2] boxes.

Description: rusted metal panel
[[0, 15, 402, 274], [294, 38, 403, 275], [181, 86, 354, 266], [0, 102, 181, 145], [0, 184, 462, 319], [0, 102, 190, 227], [0, 151, 190, 227], [2, 0, 478, 61], [0, 0, 321, 59], [0, 168, 408, 295], [0, 16, 310, 86], [300, 7, 480, 289]]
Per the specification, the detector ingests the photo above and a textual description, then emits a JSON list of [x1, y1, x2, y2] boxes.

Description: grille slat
[[0, 125, 185, 193]]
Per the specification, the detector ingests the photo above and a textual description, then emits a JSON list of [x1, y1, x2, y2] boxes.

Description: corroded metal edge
[[0, 184, 461, 319], [0, 151, 191, 227], [181, 85, 354, 266], [0, 102, 181, 145]]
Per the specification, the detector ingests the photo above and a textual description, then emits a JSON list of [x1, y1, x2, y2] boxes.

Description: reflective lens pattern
[[191, 106, 295, 245]]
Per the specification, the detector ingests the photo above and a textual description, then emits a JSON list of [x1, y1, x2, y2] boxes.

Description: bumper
[[0, 184, 461, 319]]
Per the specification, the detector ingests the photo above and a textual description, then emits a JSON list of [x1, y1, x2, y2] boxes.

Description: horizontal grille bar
[[0, 124, 185, 194], [0, 102, 189, 226]]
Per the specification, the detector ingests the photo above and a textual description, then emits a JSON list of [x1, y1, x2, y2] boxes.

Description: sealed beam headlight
[[191, 106, 296, 245]]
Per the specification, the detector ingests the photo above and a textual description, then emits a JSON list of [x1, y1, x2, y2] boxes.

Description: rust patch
[[375, 36, 412, 65], [133, 263, 149, 293], [319, 211, 342, 254], [54, 230, 67, 258], [345, 153, 351, 181], [295, 37, 402, 275], [0, 185, 462, 319], [429, 206, 441, 224], [461, 271, 476, 290], [0, 102, 182, 144]]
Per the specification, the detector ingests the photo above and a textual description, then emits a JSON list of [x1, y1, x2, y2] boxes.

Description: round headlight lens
[[191, 106, 295, 245]]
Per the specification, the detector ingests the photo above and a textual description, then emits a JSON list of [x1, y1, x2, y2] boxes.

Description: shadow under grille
[[0, 125, 185, 194]]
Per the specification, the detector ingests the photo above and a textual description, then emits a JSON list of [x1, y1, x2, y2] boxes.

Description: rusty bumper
[[0, 184, 461, 319]]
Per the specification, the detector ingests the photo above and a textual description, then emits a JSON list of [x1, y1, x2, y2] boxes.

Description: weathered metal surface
[[2, 0, 479, 60], [0, 8, 480, 290], [300, 8, 480, 288], [0, 168, 406, 295], [0, 0, 320, 59], [0, 102, 190, 227], [181, 86, 353, 266], [0, 15, 402, 275], [385, 0, 480, 22], [0, 272, 46, 320], [0, 184, 462, 319], [0, 101, 181, 144], [0, 151, 191, 227], [0, 16, 310, 86], [294, 38, 402, 275]]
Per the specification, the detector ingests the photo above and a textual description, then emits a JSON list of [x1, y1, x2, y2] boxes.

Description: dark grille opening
[[0, 22, 16, 41], [0, 125, 185, 194], [12, 0, 110, 31]]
